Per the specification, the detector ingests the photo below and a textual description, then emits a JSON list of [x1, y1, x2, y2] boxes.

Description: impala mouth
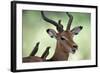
[[70, 48, 77, 54]]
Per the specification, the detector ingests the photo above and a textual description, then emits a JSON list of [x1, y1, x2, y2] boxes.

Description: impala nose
[[71, 45, 78, 54], [73, 45, 78, 49]]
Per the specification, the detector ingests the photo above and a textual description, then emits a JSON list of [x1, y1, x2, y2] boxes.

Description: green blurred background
[[22, 10, 91, 61]]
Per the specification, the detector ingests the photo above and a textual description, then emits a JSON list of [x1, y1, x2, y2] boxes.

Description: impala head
[[41, 11, 83, 54]]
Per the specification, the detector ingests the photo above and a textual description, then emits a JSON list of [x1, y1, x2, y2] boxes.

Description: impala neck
[[49, 41, 69, 61]]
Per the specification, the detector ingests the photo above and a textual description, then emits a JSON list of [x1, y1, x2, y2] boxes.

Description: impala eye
[[61, 37, 65, 40], [61, 36, 68, 41]]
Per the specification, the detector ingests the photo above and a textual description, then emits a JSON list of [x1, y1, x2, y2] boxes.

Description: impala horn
[[41, 11, 63, 32]]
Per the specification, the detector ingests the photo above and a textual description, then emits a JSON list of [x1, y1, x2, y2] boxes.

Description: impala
[[23, 42, 50, 62], [41, 11, 83, 61]]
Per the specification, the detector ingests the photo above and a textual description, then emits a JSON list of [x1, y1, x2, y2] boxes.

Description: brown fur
[[48, 31, 77, 61]]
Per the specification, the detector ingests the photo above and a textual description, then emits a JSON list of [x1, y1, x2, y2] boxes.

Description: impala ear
[[71, 26, 83, 35], [46, 29, 57, 38]]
